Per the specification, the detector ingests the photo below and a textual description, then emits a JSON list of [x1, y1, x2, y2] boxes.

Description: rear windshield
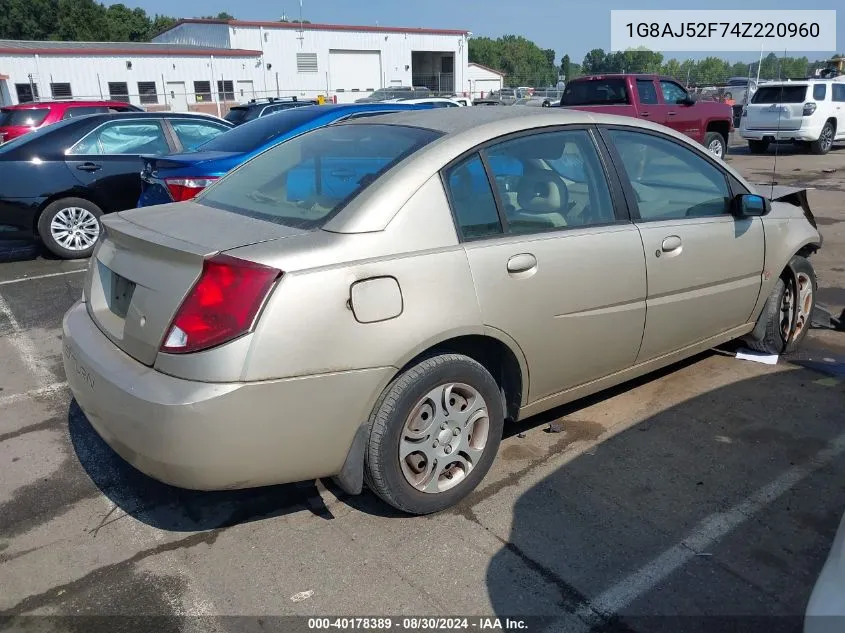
[[200, 107, 324, 153], [198, 123, 442, 229], [752, 85, 808, 104], [0, 108, 50, 127], [561, 79, 630, 105], [224, 106, 257, 125]]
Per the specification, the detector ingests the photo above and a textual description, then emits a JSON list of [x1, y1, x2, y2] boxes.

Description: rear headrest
[[517, 171, 568, 213]]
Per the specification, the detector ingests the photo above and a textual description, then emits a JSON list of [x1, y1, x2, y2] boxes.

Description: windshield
[[561, 79, 630, 105], [199, 107, 324, 154], [752, 85, 808, 104], [224, 107, 258, 125], [0, 108, 50, 128], [198, 123, 442, 229]]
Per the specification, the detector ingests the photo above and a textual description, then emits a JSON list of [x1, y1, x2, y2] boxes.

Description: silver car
[[62, 108, 822, 515]]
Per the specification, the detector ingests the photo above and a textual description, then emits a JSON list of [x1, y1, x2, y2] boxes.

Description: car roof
[[76, 111, 230, 122], [327, 107, 753, 234], [2, 100, 136, 110]]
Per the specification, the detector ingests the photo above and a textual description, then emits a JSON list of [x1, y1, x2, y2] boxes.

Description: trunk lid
[[86, 202, 309, 365]]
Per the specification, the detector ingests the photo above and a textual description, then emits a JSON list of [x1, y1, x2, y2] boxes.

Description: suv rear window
[[0, 108, 50, 127], [224, 106, 257, 125], [752, 85, 808, 104], [198, 123, 441, 229], [561, 79, 630, 106]]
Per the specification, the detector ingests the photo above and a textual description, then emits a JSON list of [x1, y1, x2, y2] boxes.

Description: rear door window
[[0, 108, 50, 127], [443, 154, 503, 240], [170, 119, 230, 151], [69, 120, 170, 155], [561, 79, 630, 105], [637, 80, 659, 105], [63, 106, 109, 120], [752, 86, 808, 104], [813, 84, 827, 100], [198, 123, 441, 229]]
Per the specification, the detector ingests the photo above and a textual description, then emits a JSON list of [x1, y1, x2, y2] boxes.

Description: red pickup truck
[[560, 74, 734, 158]]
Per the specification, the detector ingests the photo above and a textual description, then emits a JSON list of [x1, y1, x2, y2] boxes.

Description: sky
[[104, 0, 843, 64]]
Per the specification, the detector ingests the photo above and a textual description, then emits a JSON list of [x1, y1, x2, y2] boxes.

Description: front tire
[[810, 121, 835, 155], [704, 131, 727, 159], [365, 354, 504, 515], [746, 256, 817, 355], [37, 197, 103, 260]]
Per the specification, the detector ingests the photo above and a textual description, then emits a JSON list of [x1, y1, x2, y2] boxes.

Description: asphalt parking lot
[[1, 137, 844, 633]]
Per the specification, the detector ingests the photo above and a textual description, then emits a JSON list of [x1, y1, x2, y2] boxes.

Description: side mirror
[[732, 193, 771, 217], [680, 96, 696, 106]]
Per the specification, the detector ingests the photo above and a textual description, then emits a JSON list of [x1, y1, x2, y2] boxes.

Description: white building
[[0, 19, 471, 110], [0, 40, 266, 112], [466, 62, 505, 98], [152, 18, 471, 104]]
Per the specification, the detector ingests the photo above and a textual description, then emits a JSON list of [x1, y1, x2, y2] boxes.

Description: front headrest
[[517, 171, 567, 213]]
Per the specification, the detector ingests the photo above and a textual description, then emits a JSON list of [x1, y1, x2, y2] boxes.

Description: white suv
[[739, 77, 845, 154]]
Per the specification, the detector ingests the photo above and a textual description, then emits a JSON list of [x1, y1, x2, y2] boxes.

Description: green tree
[[662, 58, 682, 80], [201, 12, 235, 20], [469, 35, 556, 86], [106, 4, 155, 41], [560, 54, 571, 81], [581, 48, 607, 74]]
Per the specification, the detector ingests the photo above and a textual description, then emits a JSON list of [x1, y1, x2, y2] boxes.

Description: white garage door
[[472, 79, 502, 98], [329, 50, 382, 103]]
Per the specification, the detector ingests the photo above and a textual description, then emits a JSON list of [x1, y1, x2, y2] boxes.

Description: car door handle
[[639, 112, 650, 117], [507, 253, 537, 274], [667, 111, 677, 116], [76, 162, 101, 172], [661, 235, 682, 252]]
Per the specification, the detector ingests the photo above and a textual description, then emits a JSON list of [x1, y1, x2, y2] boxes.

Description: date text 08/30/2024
[[307, 618, 529, 630]]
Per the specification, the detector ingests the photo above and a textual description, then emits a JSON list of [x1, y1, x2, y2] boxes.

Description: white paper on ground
[[735, 348, 779, 365]]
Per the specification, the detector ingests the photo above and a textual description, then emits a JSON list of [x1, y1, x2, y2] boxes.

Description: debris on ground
[[517, 432, 526, 439], [546, 422, 565, 433], [735, 348, 779, 365], [291, 590, 314, 602]]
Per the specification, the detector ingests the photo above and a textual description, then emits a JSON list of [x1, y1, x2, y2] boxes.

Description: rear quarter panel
[[232, 174, 484, 381]]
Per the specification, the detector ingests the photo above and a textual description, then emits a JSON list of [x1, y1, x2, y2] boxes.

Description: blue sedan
[[137, 102, 436, 207]]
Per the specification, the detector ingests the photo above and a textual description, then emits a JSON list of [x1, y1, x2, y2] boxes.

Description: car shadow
[[485, 365, 845, 631], [68, 400, 343, 532]]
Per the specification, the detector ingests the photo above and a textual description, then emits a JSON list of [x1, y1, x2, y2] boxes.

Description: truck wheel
[[747, 140, 769, 154], [704, 132, 727, 159], [810, 121, 835, 155]]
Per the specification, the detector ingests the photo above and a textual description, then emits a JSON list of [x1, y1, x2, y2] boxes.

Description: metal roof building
[[0, 19, 471, 110]]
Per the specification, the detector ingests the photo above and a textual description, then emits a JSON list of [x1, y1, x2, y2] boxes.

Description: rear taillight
[[165, 177, 219, 202], [161, 254, 282, 354], [803, 102, 817, 116]]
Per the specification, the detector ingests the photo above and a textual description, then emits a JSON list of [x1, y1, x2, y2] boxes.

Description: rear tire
[[747, 140, 770, 154], [809, 121, 835, 155], [704, 132, 727, 159], [37, 197, 103, 260], [364, 354, 504, 515], [745, 256, 817, 355]]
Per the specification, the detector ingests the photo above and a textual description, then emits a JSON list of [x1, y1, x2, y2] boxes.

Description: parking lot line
[[575, 429, 845, 622], [0, 292, 56, 385], [0, 268, 87, 287]]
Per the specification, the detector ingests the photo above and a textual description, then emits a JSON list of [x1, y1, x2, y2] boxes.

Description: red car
[[0, 100, 143, 144]]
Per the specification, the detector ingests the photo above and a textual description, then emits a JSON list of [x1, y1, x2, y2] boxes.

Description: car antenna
[[769, 50, 787, 199]]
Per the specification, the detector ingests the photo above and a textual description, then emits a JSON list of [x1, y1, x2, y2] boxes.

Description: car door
[[657, 80, 701, 140], [634, 78, 664, 126], [601, 126, 765, 363], [443, 128, 647, 404], [65, 118, 174, 212], [831, 83, 845, 139]]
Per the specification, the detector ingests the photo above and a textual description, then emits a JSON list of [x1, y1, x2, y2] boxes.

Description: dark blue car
[[137, 102, 436, 207]]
